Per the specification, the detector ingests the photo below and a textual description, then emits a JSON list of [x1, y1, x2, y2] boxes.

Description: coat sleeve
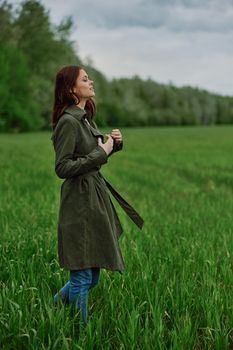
[[53, 117, 108, 179]]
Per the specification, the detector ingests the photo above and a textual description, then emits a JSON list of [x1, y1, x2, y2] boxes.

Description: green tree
[[0, 44, 43, 131]]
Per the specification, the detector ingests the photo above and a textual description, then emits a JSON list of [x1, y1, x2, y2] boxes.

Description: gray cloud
[[74, 20, 233, 95], [63, 0, 233, 33], [11, 0, 233, 32], [9, 0, 233, 95]]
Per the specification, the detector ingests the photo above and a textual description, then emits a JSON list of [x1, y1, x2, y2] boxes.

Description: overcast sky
[[13, 0, 233, 96]]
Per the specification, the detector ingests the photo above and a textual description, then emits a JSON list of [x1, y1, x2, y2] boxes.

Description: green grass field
[[0, 126, 232, 350]]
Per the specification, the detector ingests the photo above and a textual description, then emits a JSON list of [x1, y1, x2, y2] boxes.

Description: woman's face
[[73, 69, 95, 100]]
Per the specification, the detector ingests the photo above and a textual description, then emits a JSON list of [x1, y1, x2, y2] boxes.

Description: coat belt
[[98, 172, 144, 230], [73, 169, 144, 230]]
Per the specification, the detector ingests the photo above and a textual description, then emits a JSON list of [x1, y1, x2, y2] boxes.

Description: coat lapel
[[89, 121, 105, 142]]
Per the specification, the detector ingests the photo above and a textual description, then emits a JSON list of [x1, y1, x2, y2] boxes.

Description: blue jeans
[[53, 268, 100, 324]]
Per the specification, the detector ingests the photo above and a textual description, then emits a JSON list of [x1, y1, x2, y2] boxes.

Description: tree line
[[0, 0, 233, 132]]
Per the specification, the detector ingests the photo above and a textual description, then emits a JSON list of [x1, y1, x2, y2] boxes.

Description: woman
[[51, 65, 144, 325]]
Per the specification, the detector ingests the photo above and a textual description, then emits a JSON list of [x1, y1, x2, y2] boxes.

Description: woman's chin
[[82, 92, 95, 100]]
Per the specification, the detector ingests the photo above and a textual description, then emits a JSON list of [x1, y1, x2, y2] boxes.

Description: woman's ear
[[70, 89, 78, 101], [71, 87, 77, 94]]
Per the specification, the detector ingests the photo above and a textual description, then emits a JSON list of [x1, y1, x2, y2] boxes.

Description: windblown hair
[[51, 65, 96, 129]]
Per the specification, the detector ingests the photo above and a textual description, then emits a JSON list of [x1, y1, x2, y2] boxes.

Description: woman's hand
[[98, 134, 114, 155], [110, 129, 122, 144]]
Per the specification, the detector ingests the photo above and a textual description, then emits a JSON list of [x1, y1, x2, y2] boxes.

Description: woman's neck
[[76, 99, 86, 110]]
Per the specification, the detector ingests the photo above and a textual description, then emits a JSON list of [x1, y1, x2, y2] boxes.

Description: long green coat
[[51, 104, 144, 273]]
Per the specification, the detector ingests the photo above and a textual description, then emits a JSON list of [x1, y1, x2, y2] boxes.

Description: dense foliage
[[0, 0, 233, 131], [0, 0, 78, 131]]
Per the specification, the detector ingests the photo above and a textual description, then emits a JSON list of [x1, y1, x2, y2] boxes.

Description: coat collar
[[63, 103, 104, 140], [64, 104, 87, 121]]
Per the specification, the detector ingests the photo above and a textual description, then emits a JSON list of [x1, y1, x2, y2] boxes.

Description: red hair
[[51, 65, 96, 129]]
